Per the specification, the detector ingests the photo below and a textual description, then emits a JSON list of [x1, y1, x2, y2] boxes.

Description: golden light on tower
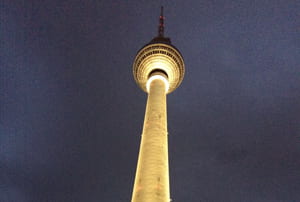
[[131, 7, 185, 202]]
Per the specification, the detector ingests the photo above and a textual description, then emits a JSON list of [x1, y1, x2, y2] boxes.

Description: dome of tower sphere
[[133, 40, 185, 94]]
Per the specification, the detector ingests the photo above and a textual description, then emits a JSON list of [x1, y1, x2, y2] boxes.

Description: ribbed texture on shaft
[[131, 78, 169, 202]]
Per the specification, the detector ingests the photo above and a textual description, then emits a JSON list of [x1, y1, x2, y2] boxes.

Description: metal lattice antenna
[[158, 6, 164, 37]]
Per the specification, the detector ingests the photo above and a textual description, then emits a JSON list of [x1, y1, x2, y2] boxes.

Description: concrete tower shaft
[[131, 73, 169, 202]]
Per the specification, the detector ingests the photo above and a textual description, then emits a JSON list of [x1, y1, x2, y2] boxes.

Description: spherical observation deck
[[133, 38, 185, 94]]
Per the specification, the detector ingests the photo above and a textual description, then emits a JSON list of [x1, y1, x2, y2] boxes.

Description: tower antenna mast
[[158, 6, 164, 37]]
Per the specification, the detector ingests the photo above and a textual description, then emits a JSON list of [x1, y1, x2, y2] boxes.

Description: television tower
[[131, 7, 185, 202]]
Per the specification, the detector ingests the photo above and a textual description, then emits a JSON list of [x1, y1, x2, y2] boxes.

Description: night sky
[[1, 0, 300, 201]]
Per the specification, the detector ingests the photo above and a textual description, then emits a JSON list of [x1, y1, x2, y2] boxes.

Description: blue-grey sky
[[1, 0, 299, 201]]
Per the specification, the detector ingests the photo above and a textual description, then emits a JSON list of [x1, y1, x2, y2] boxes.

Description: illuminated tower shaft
[[132, 73, 169, 202]]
